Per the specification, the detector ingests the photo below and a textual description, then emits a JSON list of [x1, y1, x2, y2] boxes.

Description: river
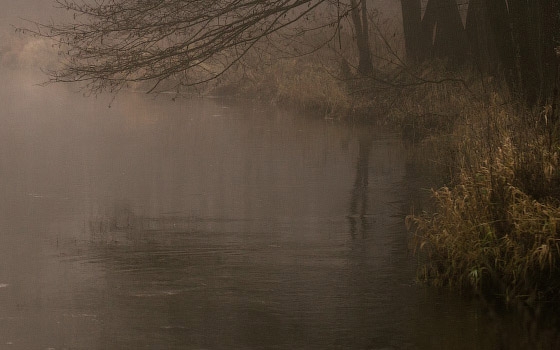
[[0, 69, 554, 349]]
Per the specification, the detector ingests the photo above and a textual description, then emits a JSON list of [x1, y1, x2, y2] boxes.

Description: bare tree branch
[[23, 0, 366, 94]]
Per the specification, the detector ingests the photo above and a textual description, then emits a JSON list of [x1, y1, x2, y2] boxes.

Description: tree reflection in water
[[348, 127, 374, 238]]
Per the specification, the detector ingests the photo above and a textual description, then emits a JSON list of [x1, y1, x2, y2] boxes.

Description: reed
[[404, 73, 560, 305], [231, 58, 352, 118]]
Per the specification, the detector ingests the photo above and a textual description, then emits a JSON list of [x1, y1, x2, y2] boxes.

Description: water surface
[[0, 69, 551, 349]]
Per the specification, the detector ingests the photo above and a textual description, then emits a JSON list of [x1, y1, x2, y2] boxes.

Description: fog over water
[[0, 2, 554, 349], [0, 65, 537, 349]]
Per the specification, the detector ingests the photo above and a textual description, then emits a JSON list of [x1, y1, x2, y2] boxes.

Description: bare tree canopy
[[25, 0, 370, 94]]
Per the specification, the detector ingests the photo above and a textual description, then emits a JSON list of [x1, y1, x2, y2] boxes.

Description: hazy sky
[[1, 0, 404, 26], [1, 0, 67, 44], [1, 1, 58, 23], [0, 0, 405, 71]]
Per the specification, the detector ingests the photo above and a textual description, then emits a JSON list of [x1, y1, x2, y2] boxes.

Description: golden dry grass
[[233, 58, 352, 118], [402, 72, 560, 305]]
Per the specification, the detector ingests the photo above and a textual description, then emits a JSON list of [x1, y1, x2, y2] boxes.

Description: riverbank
[[402, 76, 560, 306], [389, 72, 560, 306], [397, 80, 560, 309], [228, 57, 560, 308]]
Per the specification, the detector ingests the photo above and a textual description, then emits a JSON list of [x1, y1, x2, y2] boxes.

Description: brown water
[[0, 70, 554, 349]]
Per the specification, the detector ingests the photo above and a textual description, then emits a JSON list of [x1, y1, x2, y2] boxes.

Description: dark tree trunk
[[465, 0, 499, 74], [433, 0, 467, 62], [419, 0, 438, 60], [400, 0, 423, 63], [537, 0, 560, 106], [487, 0, 560, 107], [420, 0, 468, 64], [485, 0, 516, 86], [350, 0, 373, 75]]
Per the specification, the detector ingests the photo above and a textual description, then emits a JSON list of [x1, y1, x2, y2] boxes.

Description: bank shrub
[[404, 75, 560, 305], [231, 58, 351, 118]]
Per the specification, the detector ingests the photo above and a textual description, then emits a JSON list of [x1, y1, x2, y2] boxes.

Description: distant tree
[[400, 0, 559, 109], [465, 0, 499, 74], [482, 0, 560, 106], [24, 0, 375, 94], [400, 0, 422, 63], [400, 0, 467, 65], [349, 0, 373, 75]]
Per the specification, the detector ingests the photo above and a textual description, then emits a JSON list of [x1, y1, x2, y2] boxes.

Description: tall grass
[[223, 57, 352, 119], [402, 70, 560, 305]]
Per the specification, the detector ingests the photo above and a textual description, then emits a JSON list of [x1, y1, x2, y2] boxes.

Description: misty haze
[[1, 1, 560, 349]]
